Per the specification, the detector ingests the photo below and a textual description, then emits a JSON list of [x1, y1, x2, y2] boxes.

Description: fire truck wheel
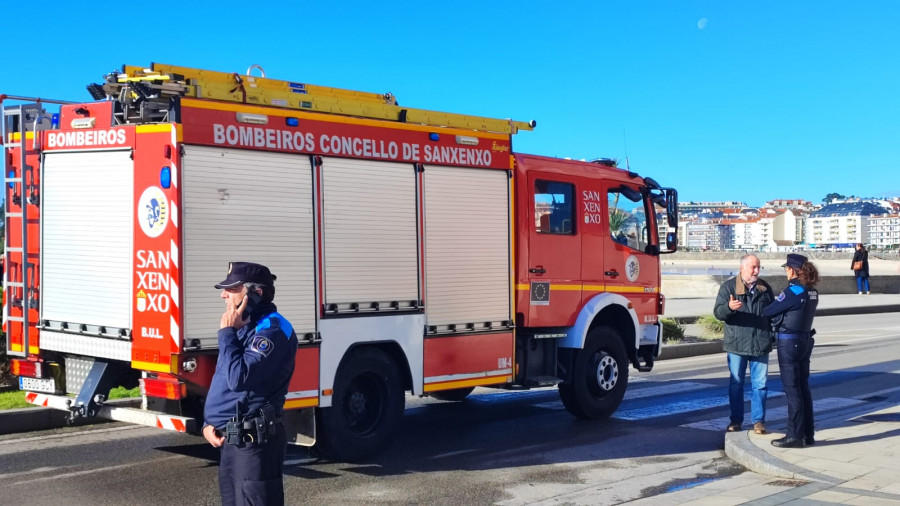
[[429, 386, 475, 401], [558, 326, 629, 419], [315, 347, 405, 462]]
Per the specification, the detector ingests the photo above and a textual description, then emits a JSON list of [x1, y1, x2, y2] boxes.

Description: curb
[[658, 341, 722, 360], [0, 398, 140, 435], [816, 304, 900, 317], [723, 431, 819, 482]]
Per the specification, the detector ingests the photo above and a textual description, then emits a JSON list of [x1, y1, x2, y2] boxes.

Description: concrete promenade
[[653, 293, 900, 505]]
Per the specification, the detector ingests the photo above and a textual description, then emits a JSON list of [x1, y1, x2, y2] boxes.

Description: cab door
[[525, 173, 581, 326], [601, 183, 660, 322]]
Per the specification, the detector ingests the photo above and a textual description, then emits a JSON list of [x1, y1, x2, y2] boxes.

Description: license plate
[[19, 376, 57, 393]]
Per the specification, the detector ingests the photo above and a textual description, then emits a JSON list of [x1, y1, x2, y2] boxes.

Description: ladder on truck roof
[[91, 63, 536, 134], [0, 95, 71, 357]]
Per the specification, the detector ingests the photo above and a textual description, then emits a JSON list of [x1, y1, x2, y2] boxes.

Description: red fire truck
[[2, 63, 677, 461]]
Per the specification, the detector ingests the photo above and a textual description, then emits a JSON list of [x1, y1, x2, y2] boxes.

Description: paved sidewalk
[[658, 292, 900, 504], [717, 393, 900, 505]]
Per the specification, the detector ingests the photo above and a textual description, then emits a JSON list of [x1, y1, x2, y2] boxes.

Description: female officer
[[763, 253, 819, 448]]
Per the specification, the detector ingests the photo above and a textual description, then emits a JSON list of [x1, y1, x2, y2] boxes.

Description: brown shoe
[[753, 422, 766, 435], [726, 423, 741, 432]]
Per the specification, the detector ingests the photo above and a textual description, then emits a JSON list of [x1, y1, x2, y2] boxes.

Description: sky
[[2, 1, 898, 207]]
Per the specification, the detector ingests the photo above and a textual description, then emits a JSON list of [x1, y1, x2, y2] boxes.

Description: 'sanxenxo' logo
[[138, 186, 169, 238], [625, 255, 641, 282]]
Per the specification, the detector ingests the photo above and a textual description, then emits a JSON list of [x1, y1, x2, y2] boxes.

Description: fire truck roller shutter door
[[181, 146, 316, 349], [320, 157, 419, 310], [41, 150, 134, 331], [423, 165, 511, 331]]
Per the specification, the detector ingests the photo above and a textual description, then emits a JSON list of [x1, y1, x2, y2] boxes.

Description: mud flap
[[633, 344, 657, 372], [283, 407, 316, 447]]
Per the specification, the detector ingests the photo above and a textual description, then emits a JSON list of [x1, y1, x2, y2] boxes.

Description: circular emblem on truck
[[625, 255, 640, 282], [138, 186, 169, 238]]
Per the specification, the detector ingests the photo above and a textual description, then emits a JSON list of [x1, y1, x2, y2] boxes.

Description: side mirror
[[665, 188, 678, 228], [666, 231, 678, 252]]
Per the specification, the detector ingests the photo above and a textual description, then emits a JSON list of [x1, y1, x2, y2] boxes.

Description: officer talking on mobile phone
[[202, 262, 298, 506]]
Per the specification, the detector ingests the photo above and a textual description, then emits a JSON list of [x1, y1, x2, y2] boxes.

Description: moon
[[698, 18, 708, 30]]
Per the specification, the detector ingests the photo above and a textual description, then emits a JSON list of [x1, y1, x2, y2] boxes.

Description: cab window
[[535, 180, 575, 235], [608, 187, 649, 252]]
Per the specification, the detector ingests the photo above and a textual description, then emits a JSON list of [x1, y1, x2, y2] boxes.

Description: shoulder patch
[[249, 336, 273, 357], [255, 312, 294, 339], [775, 292, 786, 302], [789, 285, 804, 295]]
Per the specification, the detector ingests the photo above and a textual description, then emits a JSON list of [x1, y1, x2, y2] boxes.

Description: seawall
[[662, 274, 900, 299]]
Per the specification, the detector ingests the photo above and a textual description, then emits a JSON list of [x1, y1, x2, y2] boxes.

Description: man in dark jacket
[[714, 254, 775, 434]]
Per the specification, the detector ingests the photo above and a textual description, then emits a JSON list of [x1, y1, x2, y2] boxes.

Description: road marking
[[0, 466, 58, 479], [528, 381, 719, 411], [0, 425, 145, 446], [625, 381, 715, 400], [614, 390, 785, 421], [284, 457, 319, 466], [855, 382, 900, 400], [11, 456, 182, 486], [825, 334, 899, 345], [429, 449, 478, 460], [679, 397, 866, 431]]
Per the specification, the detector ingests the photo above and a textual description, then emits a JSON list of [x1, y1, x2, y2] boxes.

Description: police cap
[[214, 262, 276, 289], [781, 253, 807, 269]]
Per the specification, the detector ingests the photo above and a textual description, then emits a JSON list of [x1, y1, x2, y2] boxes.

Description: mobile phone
[[241, 290, 263, 320]]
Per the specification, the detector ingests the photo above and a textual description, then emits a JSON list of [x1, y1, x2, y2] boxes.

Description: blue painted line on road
[[616, 369, 867, 421], [404, 369, 877, 423], [666, 477, 719, 492]]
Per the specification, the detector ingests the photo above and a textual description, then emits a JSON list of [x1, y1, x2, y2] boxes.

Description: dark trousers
[[219, 422, 287, 506], [777, 337, 815, 440]]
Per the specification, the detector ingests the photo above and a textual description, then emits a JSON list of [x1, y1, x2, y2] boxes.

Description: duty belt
[[221, 404, 281, 445]]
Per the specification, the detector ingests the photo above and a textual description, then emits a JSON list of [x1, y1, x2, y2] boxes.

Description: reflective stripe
[[777, 332, 810, 340]]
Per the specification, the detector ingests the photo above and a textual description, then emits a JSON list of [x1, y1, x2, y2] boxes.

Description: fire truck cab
[[3, 63, 677, 461]]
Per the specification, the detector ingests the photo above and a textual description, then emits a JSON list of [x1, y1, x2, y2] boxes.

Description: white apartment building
[[729, 220, 758, 250], [771, 209, 803, 250], [806, 202, 885, 249], [677, 200, 895, 252], [868, 214, 900, 248]]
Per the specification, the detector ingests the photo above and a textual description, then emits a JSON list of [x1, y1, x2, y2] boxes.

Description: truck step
[[527, 376, 562, 387]]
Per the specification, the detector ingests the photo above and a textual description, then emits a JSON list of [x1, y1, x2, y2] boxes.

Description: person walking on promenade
[[851, 243, 870, 294], [763, 253, 819, 448], [202, 262, 298, 506], [714, 254, 775, 435]]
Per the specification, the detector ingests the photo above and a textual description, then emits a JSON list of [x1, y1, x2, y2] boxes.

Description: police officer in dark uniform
[[762, 253, 819, 448], [202, 262, 298, 506]]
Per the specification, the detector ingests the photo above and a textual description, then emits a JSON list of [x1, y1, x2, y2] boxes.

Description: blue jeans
[[727, 352, 769, 425], [856, 277, 870, 292]]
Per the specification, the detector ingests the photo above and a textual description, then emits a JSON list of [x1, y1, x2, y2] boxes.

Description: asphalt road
[[1, 312, 898, 505]]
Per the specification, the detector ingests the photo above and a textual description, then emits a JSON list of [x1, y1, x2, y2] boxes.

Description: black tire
[[429, 386, 475, 402], [315, 348, 405, 462], [559, 325, 629, 419]]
